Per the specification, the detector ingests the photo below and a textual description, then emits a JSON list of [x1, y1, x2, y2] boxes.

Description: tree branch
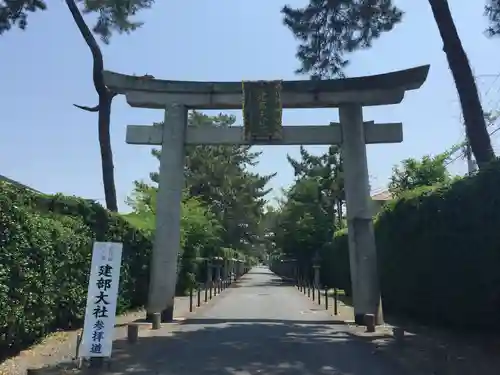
[[65, 0, 107, 97], [73, 103, 99, 112]]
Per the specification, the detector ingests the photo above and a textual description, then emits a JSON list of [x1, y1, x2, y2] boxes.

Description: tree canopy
[[282, 0, 496, 167], [388, 153, 452, 198], [486, 0, 500, 36], [0, 0, 154, 42], [281, 0, 403, 78], [272, 146, 345, 270], [282, 0, 500, 78], [128, 111, 274, 260]]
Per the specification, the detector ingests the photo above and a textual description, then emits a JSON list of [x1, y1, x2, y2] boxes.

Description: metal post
[[197, 285, 201, 307], [334, 288, 338, 315], [189, 287, 193, 312], [325, 288, 329, 310], [75, 333, 82, 359], [215, 264, 222, 293]]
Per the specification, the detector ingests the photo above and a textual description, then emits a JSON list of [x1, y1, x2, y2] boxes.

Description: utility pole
[[464, 142, 477, 174]]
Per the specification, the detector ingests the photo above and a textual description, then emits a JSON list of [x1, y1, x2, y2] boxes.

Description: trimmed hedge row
[[0, 181, 255, 358], [0, 182, 153, 357], [318, 229, 350, 294], [326, 160, 500, 331]]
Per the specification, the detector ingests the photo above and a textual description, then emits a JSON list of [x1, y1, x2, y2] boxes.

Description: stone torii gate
[[103, 65, 429, 324]]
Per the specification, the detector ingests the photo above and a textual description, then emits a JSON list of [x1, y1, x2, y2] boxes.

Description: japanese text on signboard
[[79, 242, 123, 358]]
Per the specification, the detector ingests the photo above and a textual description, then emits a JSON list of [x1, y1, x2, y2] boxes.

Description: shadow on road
[[241, 271, 273, 276], [180, 318, 347, 325], [245, 280, 295, 288], [234, 275, 295, 288], [36, 319, 404, 375]]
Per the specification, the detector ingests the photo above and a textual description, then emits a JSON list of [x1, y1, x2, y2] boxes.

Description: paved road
[[111, 267, 403, 375]]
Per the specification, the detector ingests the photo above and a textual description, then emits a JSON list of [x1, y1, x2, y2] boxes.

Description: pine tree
[[0, 0, 154, 40], [282, 0, 495, 167], [150, 111, 275, 255]]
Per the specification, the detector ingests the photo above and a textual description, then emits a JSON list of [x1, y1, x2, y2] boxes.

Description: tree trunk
[[428, 0, 495, 168], [98, 93, 118, 212], [65, 0, 118, 211]]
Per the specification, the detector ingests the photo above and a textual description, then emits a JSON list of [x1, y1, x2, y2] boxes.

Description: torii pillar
[[103, 65, 429, 324]]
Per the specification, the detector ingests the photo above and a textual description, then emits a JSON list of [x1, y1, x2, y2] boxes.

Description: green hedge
[[0, 181, 254, 357], [327, 161, 500, 331], [318, 229, 351, 294], [0, 182, 153, 358]]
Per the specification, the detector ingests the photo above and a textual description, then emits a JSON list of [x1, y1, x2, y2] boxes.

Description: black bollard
[[204, 283, 208, 302], [308, 284, 311, 298], [318, 287, 321, 305], [189, 287, 193, 312], [334, 288, 338, 315], [325, 288, 328, 310], [197, 285, 201, 307], [312, 285, 315, 301]]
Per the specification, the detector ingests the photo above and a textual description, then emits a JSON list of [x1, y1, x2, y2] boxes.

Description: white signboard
[[79, 242, 123, 358]]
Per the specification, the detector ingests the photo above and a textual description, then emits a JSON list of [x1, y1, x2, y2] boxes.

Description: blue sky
[[1, 0, 499, 212]]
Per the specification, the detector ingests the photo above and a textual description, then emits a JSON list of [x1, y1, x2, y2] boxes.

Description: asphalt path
[[111, 267, 403, 375]]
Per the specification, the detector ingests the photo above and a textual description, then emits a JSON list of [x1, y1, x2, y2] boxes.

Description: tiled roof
[[371, 189, 392, 201]]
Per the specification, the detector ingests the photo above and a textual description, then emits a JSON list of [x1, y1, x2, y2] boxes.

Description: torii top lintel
[[102, 65, 429, 109]]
